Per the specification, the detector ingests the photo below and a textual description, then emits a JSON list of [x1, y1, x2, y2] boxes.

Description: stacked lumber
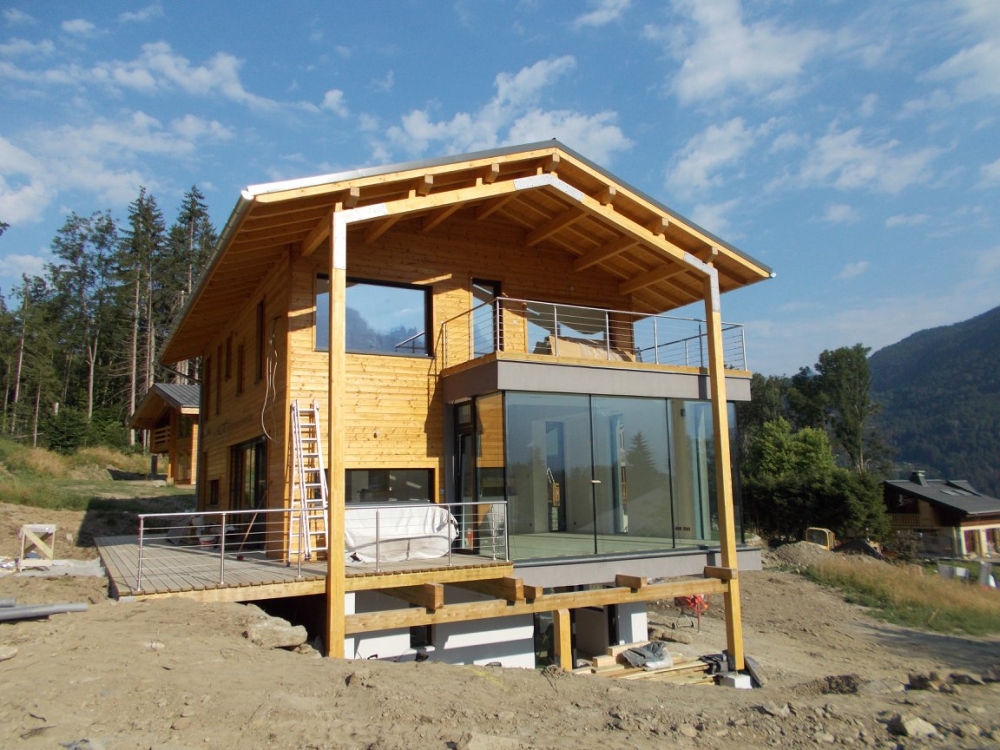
[[580, 641, 715, 686]]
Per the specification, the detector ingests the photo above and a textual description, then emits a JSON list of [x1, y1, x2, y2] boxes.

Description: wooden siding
[[197, 251, 292, 513], [282, 210, 643, 504]]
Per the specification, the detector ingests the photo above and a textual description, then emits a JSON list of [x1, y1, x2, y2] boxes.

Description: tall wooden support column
[[702, 269, 745, 671], [325, 215, 348, 658], [552, 608, 573, 671]]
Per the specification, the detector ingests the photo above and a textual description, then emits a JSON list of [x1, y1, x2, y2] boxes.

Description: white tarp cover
[[345, 504, 456, 563]]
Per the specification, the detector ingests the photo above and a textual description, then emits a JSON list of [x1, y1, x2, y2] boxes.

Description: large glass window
[[315, 276, 431, 356], [346, 468, 433, 503], [497, 392, 740, 560]]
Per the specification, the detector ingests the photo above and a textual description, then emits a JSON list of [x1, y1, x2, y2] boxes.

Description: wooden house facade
[[129, 383, 200, 485], [160, 142, 772, 668], [884, 473, 1000, 558]]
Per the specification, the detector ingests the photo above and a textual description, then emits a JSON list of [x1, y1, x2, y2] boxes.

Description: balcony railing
[[131, 501, 508, 592], [440, 297, 747, 371]]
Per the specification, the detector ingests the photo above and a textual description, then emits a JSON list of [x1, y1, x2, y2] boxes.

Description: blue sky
[[1, 0, 998, 375]]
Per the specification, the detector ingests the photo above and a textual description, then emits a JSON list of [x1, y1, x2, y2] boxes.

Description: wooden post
[[702, 270, 745, 672], [325, 216, 347, 658], [552, 608, 573, 671]]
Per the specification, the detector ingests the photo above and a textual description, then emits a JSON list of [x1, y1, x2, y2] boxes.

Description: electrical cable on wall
[[260, 316, 281, 442]]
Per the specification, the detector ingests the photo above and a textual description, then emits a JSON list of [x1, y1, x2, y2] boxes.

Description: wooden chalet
[[155, 141, 773, 669], [129, 383, 200, 485], [884, 472, 1000, 558]]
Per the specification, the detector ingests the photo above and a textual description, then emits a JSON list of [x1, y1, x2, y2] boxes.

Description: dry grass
[[0, 437, 191, 511], [807, 554, 1000, 635]]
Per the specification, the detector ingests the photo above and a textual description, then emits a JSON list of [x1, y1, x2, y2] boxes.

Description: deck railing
[[440, 297, 747, 371], [133, 501, 508, 592]]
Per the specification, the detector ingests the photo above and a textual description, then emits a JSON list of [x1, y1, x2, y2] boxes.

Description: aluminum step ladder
[[288, 399, 329, 561]]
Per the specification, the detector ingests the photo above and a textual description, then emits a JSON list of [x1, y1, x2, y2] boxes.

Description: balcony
[[440, 298, 747, 373]]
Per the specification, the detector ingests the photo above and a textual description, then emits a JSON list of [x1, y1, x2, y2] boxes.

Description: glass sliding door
[[591, 396, 672, 554], [505, 393, 595, 558], [472, 279, 501, 358]]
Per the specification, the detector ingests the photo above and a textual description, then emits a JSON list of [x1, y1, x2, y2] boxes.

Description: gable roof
[[884, 477, 1000, 517], [161, 140, 773, 364], [129, 383, 200, 429]]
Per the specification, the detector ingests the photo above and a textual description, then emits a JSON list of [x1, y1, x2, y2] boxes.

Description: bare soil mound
[[2, 504, 1000, 749]]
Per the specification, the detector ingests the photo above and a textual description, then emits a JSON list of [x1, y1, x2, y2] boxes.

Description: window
[[315, 275, 431, 356], [230, 437, 267, 511], [203, 358, 212, 420], [236, 342, 245, 395], [208, 478, 220, 507], [255, 299, 265, 383], [225, 335, 232, 380], [346, 468, 434, 503], [215, 345, 222, 415]]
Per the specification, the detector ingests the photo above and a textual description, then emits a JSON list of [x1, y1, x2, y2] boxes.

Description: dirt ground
[[2, 504, 1000, 750]]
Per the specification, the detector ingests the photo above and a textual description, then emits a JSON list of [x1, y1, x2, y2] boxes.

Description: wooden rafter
[[573, 235, 638, 272], [525, 206, 585, 247], [363, 214, 402, 245], [618, 264, 689, 296], [475, 193, 518, 221], [421, 203, 462, 233]]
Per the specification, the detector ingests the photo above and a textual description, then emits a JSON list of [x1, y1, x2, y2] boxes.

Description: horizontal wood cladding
[[197, 251, 292, 512]]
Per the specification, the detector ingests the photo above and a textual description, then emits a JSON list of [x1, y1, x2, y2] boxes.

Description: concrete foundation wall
[[431, 587, 535, 668]]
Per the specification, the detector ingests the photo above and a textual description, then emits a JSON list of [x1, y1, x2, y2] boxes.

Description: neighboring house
[[884, 471, 1000, 558], [129, 383, 200, 485], [159, 141, 773, 668]]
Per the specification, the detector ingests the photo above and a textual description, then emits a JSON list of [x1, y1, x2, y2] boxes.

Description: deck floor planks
[[95, 535, 512, 601]]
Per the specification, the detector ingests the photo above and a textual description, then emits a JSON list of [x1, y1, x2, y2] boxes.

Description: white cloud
[[4, 9, 36, 25], [0, 110, 238, 222], [835, 260, 869, 280], [648, 0, 828, 105], [0, 251, 48, 280], [886, 213, 929, 228], [800, 126, 941, 194], [119, 5, 164, 23], [170, 114, 233, 141], [978, 244, 1000, 274], [823, 203, 859, 223], [667, 118, 758, 195], [689, 198, 739, 236], [573, 0, 630, 29], [371, 70, 393, 93], [0, 135, 53, 223], [1, 41, 278, 110], [0, 38, 55, 57], [61, 18, 96, 36], [858, 93, 878, 118], [335, 45, 352, 58], [380, 56, 631, 163], [320, 88, 349, 117], [979, 157, 1000, 186]]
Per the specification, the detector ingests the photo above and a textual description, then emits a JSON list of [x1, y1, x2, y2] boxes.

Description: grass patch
[[805, 554, 1000, 635], [0, 436, 194, 512]]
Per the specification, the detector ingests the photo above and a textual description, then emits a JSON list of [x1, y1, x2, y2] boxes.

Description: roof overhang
[[129, 384, 200, 429], [161, 141, 773, 364]]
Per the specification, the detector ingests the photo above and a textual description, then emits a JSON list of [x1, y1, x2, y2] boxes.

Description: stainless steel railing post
[[218, 511, 226, 585], [375, 509, 381, 573], [135, 515, 145, 593]]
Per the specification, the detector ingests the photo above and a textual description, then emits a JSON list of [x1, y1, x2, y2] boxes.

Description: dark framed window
[[215, 345, 222, 415], [236, 342, 245, 395], [224, 335, 232, 380], [346, 468, 434, 503], [203, 357, 212, 420], [255, 299, 265, 383], [316, 275, 431, 356]]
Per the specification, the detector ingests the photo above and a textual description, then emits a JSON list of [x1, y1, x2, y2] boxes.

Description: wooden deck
[[95, 535, 514, 603]]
